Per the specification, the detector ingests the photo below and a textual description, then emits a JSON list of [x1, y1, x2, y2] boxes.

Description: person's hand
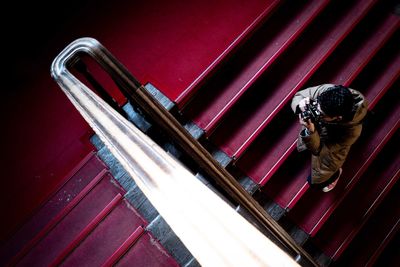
[[298, 97, 310, 112], [299, 114, 315, 133]]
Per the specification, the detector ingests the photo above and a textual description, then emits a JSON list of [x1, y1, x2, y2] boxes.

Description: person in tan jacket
[[291, 84, 369, 192]]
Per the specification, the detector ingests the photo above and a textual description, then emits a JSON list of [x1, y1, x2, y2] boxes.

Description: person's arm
[[291, 84, 335, 114], [292, 85, 322, 153], [291, 86, 319, 114], [299, 121, 319, 154]]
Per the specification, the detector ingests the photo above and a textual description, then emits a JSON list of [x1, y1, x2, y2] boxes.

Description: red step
[[0, 151, 106, 266], [8, 164, 179, 266], [334, 179, 400, 267], [181, 0, 330, 133], [113, 231, 180, 267], [262, 41, 400, 210], [235, 108, 298, 185], [257, 149, 310, 210], [288, 85, 400, 236], [371, 231, 400, 267], [175, 0, 282, 107], [235, 13, 399, 186], [12, 171, 126, 266], [312, 132, 400, 259], [52, 197, 146, 266], [209, 0, 378, 158], [307, 13, 400, 86], [102, 226, 145, 266]]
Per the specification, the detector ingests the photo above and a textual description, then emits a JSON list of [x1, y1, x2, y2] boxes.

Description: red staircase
[[207, 0, 379, 157], [169, 0, 400, 265], [0, 152, 178, 266], [4, 0, 399, 266]]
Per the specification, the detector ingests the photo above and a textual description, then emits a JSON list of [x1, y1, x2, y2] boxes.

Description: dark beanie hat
[[317, 85, 354, 120]]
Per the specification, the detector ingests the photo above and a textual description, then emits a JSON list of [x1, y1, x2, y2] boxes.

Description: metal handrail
[[51, 37, 318, 267]]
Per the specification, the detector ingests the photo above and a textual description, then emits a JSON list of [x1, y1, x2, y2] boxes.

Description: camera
[[300, 99, 322, 123]]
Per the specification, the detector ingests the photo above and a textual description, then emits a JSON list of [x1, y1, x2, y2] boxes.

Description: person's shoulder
[[299, 83, 337, 98], [306, 84, 335, 96], [306, 83, 335, 89], [347, 86, 361, 93], [348, 88, 366, 102], [321, 83, 336, 87]]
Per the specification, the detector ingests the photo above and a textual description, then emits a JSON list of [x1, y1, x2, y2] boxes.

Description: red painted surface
[[336, 180, 400, 266], [102, 226, 145, 267], [115, 232, 180, 267], [2, 0, 272, 244], [262, 37, 400, 210], [53, 196, 141, 267], [182, 0, 330, 134], [313, 134, 400, 259], [15, 173, 125, 266], [235, 13, 399, 186], [2, 164, 107, 266], [1, 77, 95, 242], [209, 0, 378, 158], [1, 153, 178, 266], [289, 86, 400, 235], [91, 0, 277, 102], [4, 0, 399, 264], [175, 0, 282, 107], [260, 152, 310, 210]]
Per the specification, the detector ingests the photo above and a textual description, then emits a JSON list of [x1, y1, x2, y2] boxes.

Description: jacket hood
[[346, 88, 368, 125]]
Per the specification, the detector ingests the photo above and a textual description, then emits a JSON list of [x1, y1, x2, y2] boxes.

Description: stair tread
[[288, 86, 400, 235], [308, 13, 400, 86], [59, 198, 146, 267], [0, 152, 106, 266], [115, 232, 180, 267], [259, 151, 310, 209], [313, 133, 400, 259], [182, 0, 330, 133], [235, 13, 399, 186], [372, 230, 400, 267], [209, 0, 378, 158], [236, 109, 298, 184], [335, 179, 400, 266], [15, 172, 125, 266], [102, 226, 145, 266], [263, 43, 400, 211], [175, 0, 282, 107]]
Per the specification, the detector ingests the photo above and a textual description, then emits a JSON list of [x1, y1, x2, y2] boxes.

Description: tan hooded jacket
[[291, 84, 369, 184]]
